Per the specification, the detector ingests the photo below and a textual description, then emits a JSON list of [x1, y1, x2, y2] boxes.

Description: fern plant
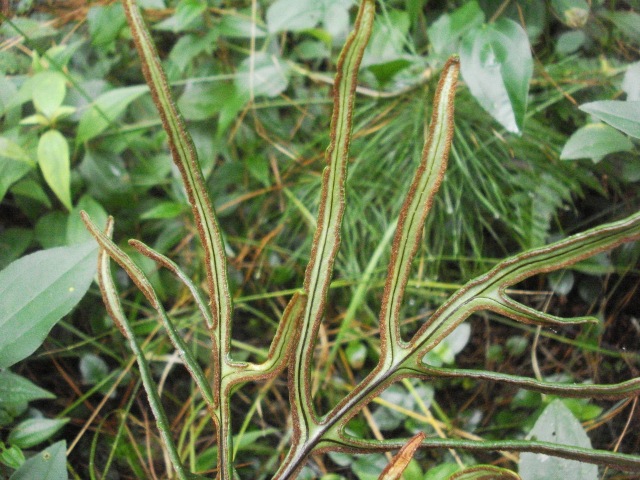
[[80, 0, 640, 478]]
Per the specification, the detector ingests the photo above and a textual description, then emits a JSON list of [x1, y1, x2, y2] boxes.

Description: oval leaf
[[8, 418, 69, 449], [520, 400, 597, 480], [235, 52, 290, 99], [31, 71, 67, 118], [0, 241, 97, 368], [9, 440, 66, 480], [76, 85, 147, 143], [560, 123, 633, 161], [37, 129, 72, 210], [579, 100, 640, 139], [460, 18, 533, 134]]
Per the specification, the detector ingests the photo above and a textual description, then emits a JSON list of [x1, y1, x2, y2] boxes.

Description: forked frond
[[82, 212, 215, 411]]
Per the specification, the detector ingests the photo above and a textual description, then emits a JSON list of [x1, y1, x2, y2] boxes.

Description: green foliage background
[[0, 0, 638, 478]]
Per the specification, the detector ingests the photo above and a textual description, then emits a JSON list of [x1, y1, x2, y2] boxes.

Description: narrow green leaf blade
[[37, 130, 72, 210], [579, 100, 640, 139], [0, 241, 97, 368], [379, 56, 459, 357]]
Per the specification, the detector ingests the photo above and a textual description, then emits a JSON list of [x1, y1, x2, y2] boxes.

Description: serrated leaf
[[560, 123, 633, 161], [37, 130, 72, 210], [31, 71, 66, 118], [235, 52, 290, 98], [76, 85, 147, 143], [9, 440, 66, 480], [0, 242, 97, 368], [520, 400, 597, 480], [460, 19, 533, 134], [8, 418, 69, 449], [579, 100, 640, 139]]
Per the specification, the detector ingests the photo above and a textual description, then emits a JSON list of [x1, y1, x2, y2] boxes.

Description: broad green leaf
[[320, 0, 354, 42], [140, 201, 186, 220], [0, 137, 36, 202], [87, 3, 127, 47], [424, 463, 460, 480], [8, 418, 69, 449], [579, 100, 640, 139], [551, 0, 589, 28], [35, 212, 68, 249], [560, 123, 633, 161], [10, 178, 52, 208], [177, 81, 243, 122], [600, 11, 640, 44], [0, 443, 25, 469], [556, 31, 586, 55], [0, 371, 54, 425], [37, 129, 72, 210], [9, 440, 66, 480], [79, 353, 109, 385], [0, 228, 32, 271], [0, 242, 97, 368], [0, 157, 32, 204], [622, 62, 640, 101], [450, 465, 521, 479], [422, 322, 470, 366], [519, 400, 597, 480], [235, 52, 290, 99], [0, 137, 34, 166], [30, 71, 66, 119], [76, 85, 147, 143], [428, 1, 485, 57], [168, 30, 218, 72], [218, 10, 267, 38], [154, 0, 207, 32], [266, 0, 322, 33], [362, 10, 410, 68], [67, 195, 108, 245], [460, 19, 533, 134]]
